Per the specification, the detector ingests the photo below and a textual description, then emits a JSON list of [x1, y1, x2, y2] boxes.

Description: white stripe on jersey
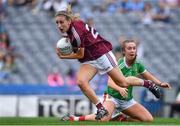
[[71, 26, 81, 46], [119, 62, 125, 69]]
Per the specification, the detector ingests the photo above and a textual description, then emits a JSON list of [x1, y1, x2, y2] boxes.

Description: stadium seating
[[3, 4, 180, 90]]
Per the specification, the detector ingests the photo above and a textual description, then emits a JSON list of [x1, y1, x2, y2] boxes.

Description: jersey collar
[[124, 57, 131, 68]]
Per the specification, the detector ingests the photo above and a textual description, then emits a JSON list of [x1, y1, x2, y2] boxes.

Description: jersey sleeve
[[137, 61, 146, 74], [117, 57, 123, 66], [71, 21, 87, 48]]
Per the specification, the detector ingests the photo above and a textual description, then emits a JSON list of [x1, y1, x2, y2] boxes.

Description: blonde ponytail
[[66, 4, 72, 15], [55, 4, 80, 21]]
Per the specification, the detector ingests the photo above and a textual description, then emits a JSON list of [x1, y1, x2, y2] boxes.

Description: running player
[[55, 5, 162, 120]]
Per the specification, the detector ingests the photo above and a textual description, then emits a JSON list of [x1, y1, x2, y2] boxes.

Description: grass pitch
[[0, 117, 179, 125]]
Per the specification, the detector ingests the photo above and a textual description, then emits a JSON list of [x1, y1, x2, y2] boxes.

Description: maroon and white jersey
[[66, 20, 112, 63]]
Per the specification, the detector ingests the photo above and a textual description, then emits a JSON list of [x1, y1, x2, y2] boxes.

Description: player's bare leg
[[125, 76, 144, 86], [107, 67, 161, 98], [122, 102, 153, 122], [76, 64, 98, 104], [107, 66, 128, 87], [61, 100, 116, 121], [76, 64, 108, 120], [79, 100, 115, 121]]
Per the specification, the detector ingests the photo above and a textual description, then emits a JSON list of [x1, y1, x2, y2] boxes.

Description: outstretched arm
[[142, 71, 171, 89]]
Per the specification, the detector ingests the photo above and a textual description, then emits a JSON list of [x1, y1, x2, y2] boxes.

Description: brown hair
[[55, 4, 80, 21]]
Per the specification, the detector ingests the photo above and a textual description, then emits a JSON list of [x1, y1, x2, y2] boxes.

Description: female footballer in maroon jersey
[[55, 5, 162, 120]]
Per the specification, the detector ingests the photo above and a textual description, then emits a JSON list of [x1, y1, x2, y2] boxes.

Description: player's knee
[[100, 117, 111, 122], [122, 82, 129, 87], [112, 80, 128, 87], [76, 78, 86, 87], [147, 116, 153, 122], [141, 116, 153, 122], [116, 81, 128, 87]]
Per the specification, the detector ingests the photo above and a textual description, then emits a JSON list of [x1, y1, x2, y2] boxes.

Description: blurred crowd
[[1, 0, 180, 88], [47, 65, 108, 93], [97, 0, 180, 25], [29, 0, 180, 26], [6, 0, 180, 27], [0, 0, 19, 81]]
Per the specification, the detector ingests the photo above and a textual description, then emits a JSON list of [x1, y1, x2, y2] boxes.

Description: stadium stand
[[3, 5, 80, 84], [2, 2, 180, 86]]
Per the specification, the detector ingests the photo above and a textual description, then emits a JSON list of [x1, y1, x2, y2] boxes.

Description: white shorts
[[104, 94, 137, 112], [83, 51, 117, 75]]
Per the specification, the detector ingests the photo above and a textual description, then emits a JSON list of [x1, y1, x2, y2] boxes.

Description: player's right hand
[[56, 48, 63, 58]]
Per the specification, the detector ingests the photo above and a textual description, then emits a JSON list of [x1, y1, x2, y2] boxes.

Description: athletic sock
[[96, 101, 104, 110], [142, 80, 151, 88], [73, 116, 85, 121]]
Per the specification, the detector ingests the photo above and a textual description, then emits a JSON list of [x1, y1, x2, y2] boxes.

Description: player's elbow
[[77, 54, 84, 59], [76, 48, 84, 59]]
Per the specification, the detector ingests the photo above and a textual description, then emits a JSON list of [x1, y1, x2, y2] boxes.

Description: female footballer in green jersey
[[61, 40, 171, 122]]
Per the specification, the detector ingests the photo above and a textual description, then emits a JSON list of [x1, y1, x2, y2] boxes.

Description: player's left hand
[[160, 82, 171, 89]]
